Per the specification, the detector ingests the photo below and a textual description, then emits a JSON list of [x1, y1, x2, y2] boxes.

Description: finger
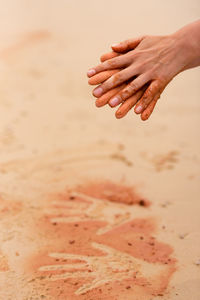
[[95, 84, 126, 107], [100, 51, 120, 62], [108, 73, 151, 107], [141, 95, 160, 121], [115, 89, 145, 119], [92, 66, 137, 98], [87, 54, 130, 78], [134, 80, 166, 114], [111, 36, 145, 53], [88, 69, 120, 85]]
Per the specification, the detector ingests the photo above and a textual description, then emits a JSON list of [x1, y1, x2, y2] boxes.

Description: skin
[[87, 20, 200, 121], [91, 51, 149, 119]]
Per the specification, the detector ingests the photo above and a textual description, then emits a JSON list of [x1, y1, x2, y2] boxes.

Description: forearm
[[172, 20, 200, 71]]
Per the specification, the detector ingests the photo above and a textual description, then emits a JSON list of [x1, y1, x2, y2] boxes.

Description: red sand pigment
[[25, 180, 176, 300], [76, 180, 150, 207]]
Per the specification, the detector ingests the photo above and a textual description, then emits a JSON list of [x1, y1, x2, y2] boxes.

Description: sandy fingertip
[[134, 105, 143, 114], [115, 110, 124, 119]]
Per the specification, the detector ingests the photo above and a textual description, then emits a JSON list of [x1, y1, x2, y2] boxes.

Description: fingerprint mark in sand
[[27, 181, 176, 299]]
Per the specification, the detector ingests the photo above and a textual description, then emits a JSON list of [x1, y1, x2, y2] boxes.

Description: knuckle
[[99, 61, 108, 70], [107, 58, 117, 68], [111, 73, 122, 85], [121, 89, 130, 100], [129, 81, 139, 92], [158, 78, 167, 91], [147, 87, 155, 96], [141, 98, 148, 108], [120, 81, 139, 100], [154, 69, 169, 83], [144, 86, 155, 99], [153, 80, 165, 95], [101, 62, 107, 70], [141, 91, 154, 106]]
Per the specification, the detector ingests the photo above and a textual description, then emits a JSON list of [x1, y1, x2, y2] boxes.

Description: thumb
[[111, 36, 145, 53]]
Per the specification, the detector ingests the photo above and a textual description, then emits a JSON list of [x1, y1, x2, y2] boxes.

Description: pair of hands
[[87, 31, 195, 120]]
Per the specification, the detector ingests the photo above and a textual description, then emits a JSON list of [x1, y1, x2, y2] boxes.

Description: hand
[[89, 50, 152, 120], [88, 21, 200, 120]]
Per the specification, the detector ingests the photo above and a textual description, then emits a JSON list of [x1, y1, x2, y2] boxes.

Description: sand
[[0, 0, 200, 299]]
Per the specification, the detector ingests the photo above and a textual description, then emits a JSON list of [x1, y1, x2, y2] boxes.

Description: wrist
[[172, 20, 200, 71]]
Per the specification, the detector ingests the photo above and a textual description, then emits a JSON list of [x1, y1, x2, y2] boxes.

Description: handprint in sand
[[38, 242, 166, 295], [44, 182, 148, 235]]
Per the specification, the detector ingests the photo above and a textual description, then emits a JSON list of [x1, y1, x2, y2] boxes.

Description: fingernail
[[135, 105, 143, 113], [87, 69, 96, 77], [109, 97, 120, 107], [93, 87, 103, 97]]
